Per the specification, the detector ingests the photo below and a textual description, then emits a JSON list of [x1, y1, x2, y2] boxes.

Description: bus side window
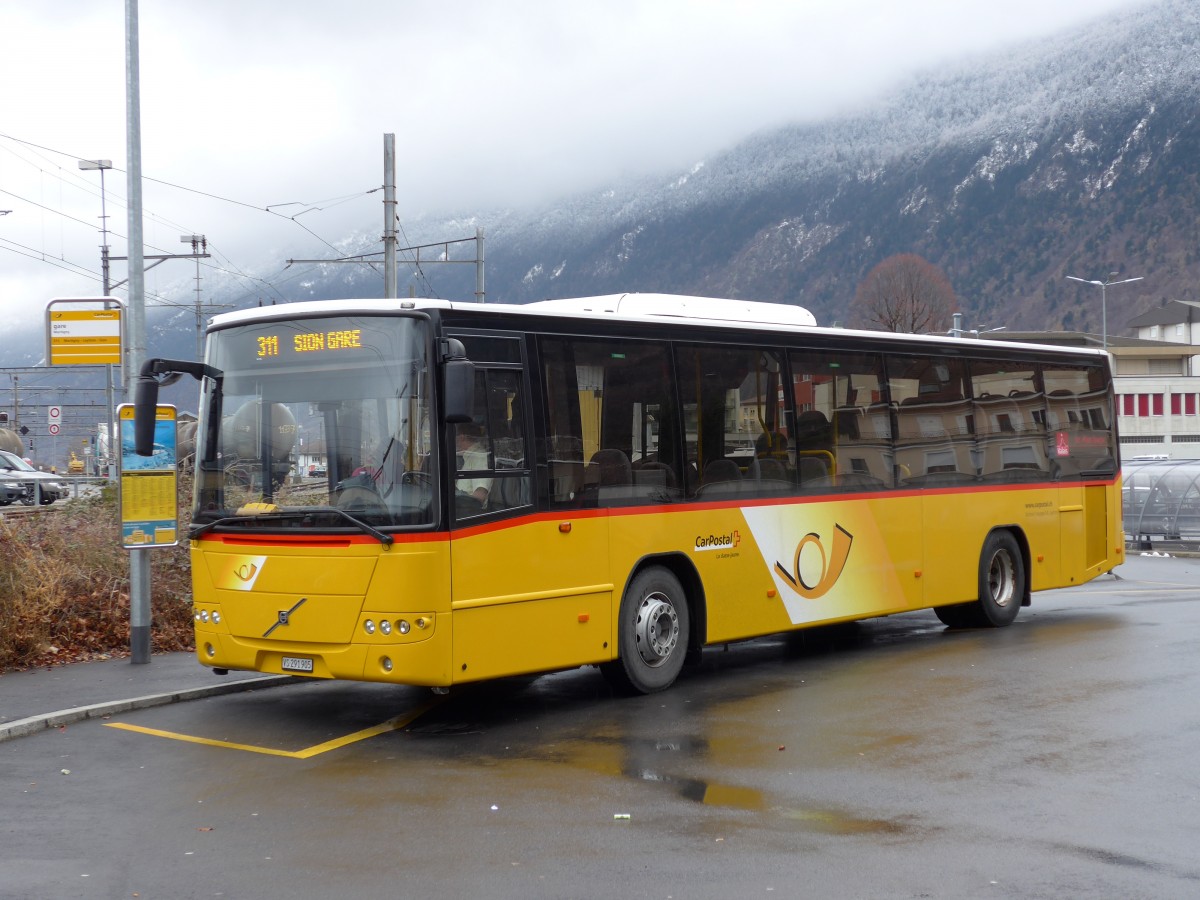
[[888, 355, 973, 487], [788, 349, 888, 491], [969, 359, 1048, 483], [1043, 364, 1117, 478], [539, 336, 681, 507], [676, 344, 789, 499]]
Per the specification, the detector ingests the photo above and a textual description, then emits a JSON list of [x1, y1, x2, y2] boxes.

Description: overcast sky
[[0, 0, 1156, 329]]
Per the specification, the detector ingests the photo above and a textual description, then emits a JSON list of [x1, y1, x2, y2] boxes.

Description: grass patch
[[0, 479, 194, 672]]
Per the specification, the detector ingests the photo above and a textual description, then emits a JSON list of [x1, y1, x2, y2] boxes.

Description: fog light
[[380, 620, 392, 635], [364, 619, 376, 635], [205, 643, 215, 658], [398, 620, 411, 635], [381, 656, 393, 672]]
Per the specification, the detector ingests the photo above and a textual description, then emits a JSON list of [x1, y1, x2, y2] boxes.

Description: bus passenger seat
[[749, 457, 786, 482], [702, 458, 742, 484], [589, 449, 633, 486], [797, 456, 829, 484]]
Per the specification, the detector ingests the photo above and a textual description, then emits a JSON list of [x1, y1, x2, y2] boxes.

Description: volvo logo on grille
[[263, 597, 308, 637]]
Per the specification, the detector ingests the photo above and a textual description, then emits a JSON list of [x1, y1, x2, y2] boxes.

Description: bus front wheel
[[603, 567, 690, 695]]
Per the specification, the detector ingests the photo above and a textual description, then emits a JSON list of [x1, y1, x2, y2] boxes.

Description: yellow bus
[[133, 294, 1123, 694]]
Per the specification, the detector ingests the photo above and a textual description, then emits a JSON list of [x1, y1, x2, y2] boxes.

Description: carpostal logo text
[[694, 530, 741, 552]]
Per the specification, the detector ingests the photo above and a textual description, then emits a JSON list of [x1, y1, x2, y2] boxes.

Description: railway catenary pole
[[384, 133, 397, 299]]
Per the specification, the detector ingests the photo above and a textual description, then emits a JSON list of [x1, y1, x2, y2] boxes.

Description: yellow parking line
[[105, 700, 439, 757]]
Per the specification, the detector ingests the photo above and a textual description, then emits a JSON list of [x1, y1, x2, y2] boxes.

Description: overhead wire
[[0, 131, 395, 306]]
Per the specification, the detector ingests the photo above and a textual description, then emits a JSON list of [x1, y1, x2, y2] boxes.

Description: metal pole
[[126, 0, 151, 665], [476, 227, 485, 303], [383, 134, 397, 300], [78, 160, 118, 478], [101, 169, 118, 481], [1101, 282, 1108, 350]]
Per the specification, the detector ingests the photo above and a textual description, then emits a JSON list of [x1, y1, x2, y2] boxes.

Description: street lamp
[[79, 159, 116, 478], [1066, 272, 1144, 350], [78, 160, 113, 292]]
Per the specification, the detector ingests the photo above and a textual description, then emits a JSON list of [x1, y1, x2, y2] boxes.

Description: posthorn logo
[[775, 524, 854, 600]]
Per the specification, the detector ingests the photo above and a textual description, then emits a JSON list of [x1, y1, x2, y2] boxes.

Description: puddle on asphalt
[[779, 807, 917, 835]]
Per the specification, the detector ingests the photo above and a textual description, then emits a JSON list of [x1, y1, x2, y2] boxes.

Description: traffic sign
[[48, 424, 61, 436], [48, 405, 62, 425]]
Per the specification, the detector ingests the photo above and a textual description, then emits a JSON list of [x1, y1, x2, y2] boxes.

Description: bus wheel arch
[[602, 554, 705, 694]]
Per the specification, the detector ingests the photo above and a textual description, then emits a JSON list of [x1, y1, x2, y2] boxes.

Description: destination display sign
[[256, 328, 364, 358]]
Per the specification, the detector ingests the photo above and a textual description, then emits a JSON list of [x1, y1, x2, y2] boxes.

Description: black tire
[[934, 603, 973, 628], [602, 567, 690, 695], [967, 530, 1025, 628]]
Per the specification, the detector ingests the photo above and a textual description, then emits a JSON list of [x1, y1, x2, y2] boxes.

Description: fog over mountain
[[5, 0, 1196, 368]]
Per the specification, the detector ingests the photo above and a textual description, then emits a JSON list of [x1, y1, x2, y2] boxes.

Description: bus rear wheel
[[934, 603, 973, 628], [603, 567, 690, 695], [935, 531, 1025, 629], [969, 530, 1024, 628]]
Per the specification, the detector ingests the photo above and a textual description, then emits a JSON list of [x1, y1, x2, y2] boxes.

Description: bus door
[[1044, 363, 1118, 581], [446, 332, 611, 682]]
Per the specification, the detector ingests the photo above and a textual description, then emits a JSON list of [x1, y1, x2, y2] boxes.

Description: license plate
[[281, 656, 314, 673]]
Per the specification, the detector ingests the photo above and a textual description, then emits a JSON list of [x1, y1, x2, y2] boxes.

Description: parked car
[[0, 450, 69, 505], [0, 473, 24, 506]]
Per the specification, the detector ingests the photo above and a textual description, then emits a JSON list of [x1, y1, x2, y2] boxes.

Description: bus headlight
[[364, 619, 376, 635], [398, 620, 411, 635], [380, 620, 392, 635]]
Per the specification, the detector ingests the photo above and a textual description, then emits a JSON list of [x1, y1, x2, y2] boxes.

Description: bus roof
[[208, 295, 1109, 362]]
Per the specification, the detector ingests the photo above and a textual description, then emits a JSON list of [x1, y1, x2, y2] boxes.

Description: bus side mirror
[[441, 339, 475, 424], [134, 358, 221, 455], [133, 373, 161, 456], [444, 359, 475, 424]]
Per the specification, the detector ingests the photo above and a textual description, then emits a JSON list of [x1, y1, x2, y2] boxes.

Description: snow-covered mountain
[[473, 0, 1200, 333]]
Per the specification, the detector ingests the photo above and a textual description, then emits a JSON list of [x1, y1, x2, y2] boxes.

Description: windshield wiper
[[190, 508, 394, 547]]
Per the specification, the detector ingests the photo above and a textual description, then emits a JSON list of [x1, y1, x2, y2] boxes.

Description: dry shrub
[[0, 477, 195, 672]]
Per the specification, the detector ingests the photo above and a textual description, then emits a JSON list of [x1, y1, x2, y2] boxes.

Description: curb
[[0, 674, 297, 744]]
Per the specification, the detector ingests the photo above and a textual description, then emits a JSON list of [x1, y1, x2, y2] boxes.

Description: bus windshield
[[193, 313, 436, 532]]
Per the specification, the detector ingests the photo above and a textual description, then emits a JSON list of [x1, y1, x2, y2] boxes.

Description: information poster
[[118, 404, 179, 548]]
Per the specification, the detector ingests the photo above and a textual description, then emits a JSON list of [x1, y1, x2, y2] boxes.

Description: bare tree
[[850, 254, 958, 333]]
